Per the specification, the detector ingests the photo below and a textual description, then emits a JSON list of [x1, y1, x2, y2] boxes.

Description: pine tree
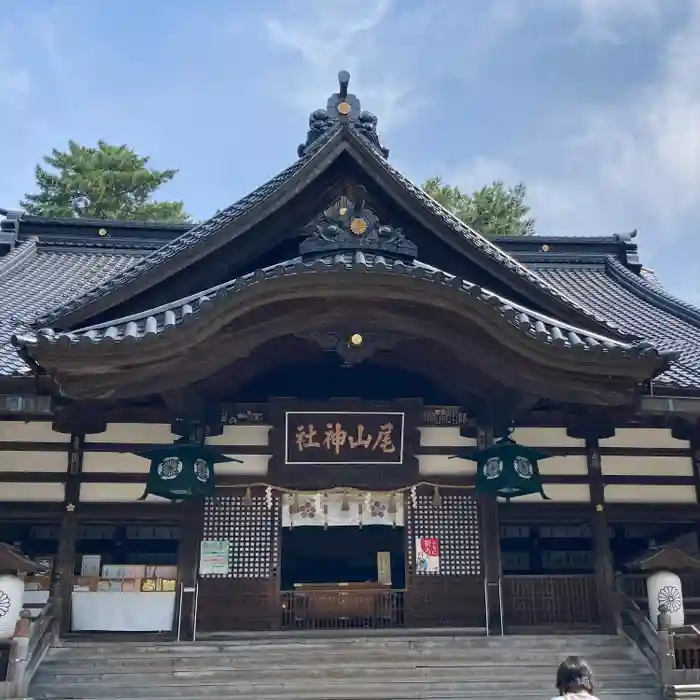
[[21, 140, 189, 222], [422, 177, 535, 237]]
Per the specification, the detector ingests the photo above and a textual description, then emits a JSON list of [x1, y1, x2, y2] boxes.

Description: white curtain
[[282, 492, 404, 528]]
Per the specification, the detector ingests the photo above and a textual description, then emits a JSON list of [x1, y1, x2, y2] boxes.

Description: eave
[[13, 253, 675, 405]]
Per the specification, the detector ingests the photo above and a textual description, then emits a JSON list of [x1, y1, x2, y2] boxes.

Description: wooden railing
[[617, 589, 663, 677], [615, 589, 700, 693], [280, 589, 405, 630], [502, 574, 600, 627], [4, 599, 60, 699]]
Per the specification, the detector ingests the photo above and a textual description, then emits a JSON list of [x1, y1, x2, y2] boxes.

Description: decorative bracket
[[299, 185, 417, 259]]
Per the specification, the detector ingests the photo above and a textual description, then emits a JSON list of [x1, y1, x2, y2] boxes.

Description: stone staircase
[[29, 632, 662, 700]]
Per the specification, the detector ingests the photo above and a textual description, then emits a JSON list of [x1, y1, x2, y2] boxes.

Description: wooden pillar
[[476, 426, 503, 634], [585, 437, 617, 633], [53, 433, 83, 635]]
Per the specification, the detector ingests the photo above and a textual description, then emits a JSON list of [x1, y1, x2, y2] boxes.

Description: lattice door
[[197, 492, 281, 631], [405, 491, 485, 627]]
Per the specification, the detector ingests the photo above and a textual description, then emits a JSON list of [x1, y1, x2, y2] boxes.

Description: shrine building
[[2, 71, 700, 637]]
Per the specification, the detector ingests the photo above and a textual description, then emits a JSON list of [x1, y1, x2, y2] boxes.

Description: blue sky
[[2, 0, 699, 301]]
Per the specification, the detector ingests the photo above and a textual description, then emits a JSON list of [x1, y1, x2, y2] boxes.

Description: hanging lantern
[[450, 435, 551, 501], [133, 444, 241, 501]]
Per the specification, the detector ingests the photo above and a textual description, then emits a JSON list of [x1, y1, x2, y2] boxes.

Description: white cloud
[[538, 0, 664, 43], [445, 2, 700, 299], [263, 0, 409, 128], [546, 2, 700, 231]]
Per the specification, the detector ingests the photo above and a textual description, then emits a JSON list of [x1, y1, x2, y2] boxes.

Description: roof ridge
[[605, 256, 700, 332]]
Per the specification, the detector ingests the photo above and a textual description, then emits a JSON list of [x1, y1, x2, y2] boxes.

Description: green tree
[[21, 140, 189, 222], [422, 177, 535, 236]]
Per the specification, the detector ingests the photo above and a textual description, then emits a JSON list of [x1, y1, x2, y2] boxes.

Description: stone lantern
[[0, 543, 42, 639], [627, 545, 700, 629]]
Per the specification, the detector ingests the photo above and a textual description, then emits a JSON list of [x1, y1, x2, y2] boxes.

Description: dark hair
[[556, 656, 595, 695]]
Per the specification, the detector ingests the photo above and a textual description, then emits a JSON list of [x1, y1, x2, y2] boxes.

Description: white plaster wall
[[82, 452, 149, 473], [511, 427, 583, 448], [602, 456, 693, 477], [418, 455, 475, 475], [86, 423, 174, 444], [0, 421, 68, 443], [604, 484, 696, 503], [0, 450, 67, 472], [501, 484, 590, 503], [0, 483, 64, 501], [418, 427, 476, 447], [538, 455, 588, 475], [206, 425, 272, 446], [601, 428, 686, 449], [218, 454, 270, 475], [79, 483, 163, 502]]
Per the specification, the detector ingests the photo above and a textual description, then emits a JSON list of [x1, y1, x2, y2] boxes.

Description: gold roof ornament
[[349, 217, 368, 235]]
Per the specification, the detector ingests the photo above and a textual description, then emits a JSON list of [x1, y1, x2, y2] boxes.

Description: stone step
[[54, 634, 625, 652], [29, 677, 661, 698], [46, 640, 640, 658], [31, 634, 660, 700], [34, 663, 658, 684], [43, 647, 641, 666], [37, 656, 653, 675]]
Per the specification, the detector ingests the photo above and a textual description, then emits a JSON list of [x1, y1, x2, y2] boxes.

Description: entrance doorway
[[280, 525, 406, 629]]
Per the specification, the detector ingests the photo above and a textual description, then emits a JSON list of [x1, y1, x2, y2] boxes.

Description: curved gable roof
[[32, 124, 629, 341]]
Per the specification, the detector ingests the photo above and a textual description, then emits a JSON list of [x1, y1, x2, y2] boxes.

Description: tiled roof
[[12, 252, 671, 369], [0, 242, 142, 375], [533, 261, 700, 389], [0, 234, 697, 388]]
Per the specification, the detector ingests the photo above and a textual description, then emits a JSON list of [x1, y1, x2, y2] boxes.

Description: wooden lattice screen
[[197, 493, 280, 631], [405, 492, 485, 627]]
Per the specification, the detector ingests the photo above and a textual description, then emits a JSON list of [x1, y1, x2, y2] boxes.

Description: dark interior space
[[608, 521, 698, 570], [73, 522, 180, 572], [281, 525, 405, 589], [233, 351, 454, 403], [500, 522, 595, 575]]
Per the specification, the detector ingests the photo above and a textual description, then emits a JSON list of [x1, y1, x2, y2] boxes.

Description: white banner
[[282, 492, 404, 528]]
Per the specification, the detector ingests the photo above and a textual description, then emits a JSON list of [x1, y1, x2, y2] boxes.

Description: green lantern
[[134, 444, 241, 501], [450, 436, 551, 501]]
